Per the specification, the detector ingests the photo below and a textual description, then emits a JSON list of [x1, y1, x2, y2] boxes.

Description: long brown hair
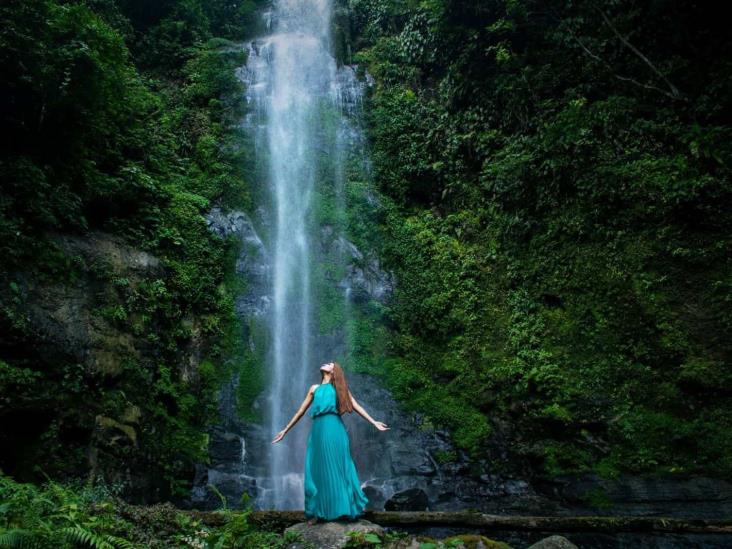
[[321, 361, 354, 414]]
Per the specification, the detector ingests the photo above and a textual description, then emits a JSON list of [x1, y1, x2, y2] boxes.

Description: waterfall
[[196, 0, 574, 520], [239, 0, 367, 510]]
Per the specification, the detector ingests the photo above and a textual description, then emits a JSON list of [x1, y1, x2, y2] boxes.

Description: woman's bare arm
[[272, 385, 317, 443], [349, 390, 389, 430]]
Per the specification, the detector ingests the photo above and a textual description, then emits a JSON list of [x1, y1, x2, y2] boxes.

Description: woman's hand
[[372, 421, 390, 431], [272, 429, 287, 443]]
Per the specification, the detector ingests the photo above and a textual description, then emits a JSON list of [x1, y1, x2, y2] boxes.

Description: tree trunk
[[182, 509, 732, 535]]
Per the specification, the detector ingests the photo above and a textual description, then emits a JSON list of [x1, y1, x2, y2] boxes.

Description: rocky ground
[[282, 519, 577, 549]]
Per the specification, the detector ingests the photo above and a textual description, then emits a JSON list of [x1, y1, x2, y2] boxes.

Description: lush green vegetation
[[1, 0, 731, 531], [0, 473, 424, 548], [0, 0, 265, 499], [344, 0, 732, 479], [0, 472, 306, 548]]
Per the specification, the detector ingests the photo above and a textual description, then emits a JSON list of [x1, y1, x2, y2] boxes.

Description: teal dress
[[304, 382, 369, 520]]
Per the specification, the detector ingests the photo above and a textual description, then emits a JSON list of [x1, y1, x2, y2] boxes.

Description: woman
[[271, 361, 390, 524]]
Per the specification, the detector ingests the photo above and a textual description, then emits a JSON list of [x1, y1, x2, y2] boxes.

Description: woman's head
[[320, 361, 354, 414]]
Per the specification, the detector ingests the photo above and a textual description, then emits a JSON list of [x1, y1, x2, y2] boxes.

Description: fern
[[206, 485, 227, 511], [61, 526, 136, 549], [0, 528, 44, 549], [61, 525, 114, 549], [101, 535, 136, 549]]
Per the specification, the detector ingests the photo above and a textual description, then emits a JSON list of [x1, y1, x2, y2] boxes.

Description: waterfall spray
[[241, 0, 363, 509]]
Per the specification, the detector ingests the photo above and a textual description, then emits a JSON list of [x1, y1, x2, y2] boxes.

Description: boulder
[[527, 535, 578, 549], [284, 518, 384, 549], [385, 488, 429, 511], [363, 485, 386, 510]]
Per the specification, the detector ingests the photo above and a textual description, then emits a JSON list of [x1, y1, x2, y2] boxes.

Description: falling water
[[196, 0, 601, 523], [239, 0, 368, 509]]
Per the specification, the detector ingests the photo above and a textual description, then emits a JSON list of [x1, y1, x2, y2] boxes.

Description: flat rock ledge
[[284, 519, 384, 549], [198, 510, 731, 535]]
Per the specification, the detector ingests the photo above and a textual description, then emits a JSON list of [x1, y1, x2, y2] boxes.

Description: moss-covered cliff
[[1, 0, 731, 509], [340, 0, 732, 480], [0, 0, 266, 500]]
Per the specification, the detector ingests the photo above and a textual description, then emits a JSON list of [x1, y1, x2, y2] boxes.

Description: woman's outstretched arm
[[272, 385, 316, 443], [348, 390, 390, 431]]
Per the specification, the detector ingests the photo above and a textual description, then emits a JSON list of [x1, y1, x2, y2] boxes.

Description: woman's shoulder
[[308, 383, 319, 394]]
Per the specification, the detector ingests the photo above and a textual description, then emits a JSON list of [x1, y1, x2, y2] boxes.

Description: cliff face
[[191, 208, 732, 520], [19, 232, 164, 376], [1, 0, 731, 525], [340, 0, 732, 485], [0, 230, 215, 502], [0, 0, 253, 502]]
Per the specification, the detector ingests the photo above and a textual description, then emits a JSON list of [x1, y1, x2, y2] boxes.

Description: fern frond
[[102, 534, 136, 549], [206, 484, 227, 511], [61, 525, 115, 549], [0, 528, 44, 549]]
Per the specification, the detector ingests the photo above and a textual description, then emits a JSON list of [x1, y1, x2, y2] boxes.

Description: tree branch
[[559, 16, 684, 101], [597, 8, 683, 100]]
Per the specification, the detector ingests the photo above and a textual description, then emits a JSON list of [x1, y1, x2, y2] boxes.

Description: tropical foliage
[[0, 472, 304, 548], [1, 0, 730, 521], [0, 0, 264, 498], [346, 0, 732, 478]]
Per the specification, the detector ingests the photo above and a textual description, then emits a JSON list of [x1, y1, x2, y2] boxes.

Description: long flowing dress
[[304, 382, 369, 520]]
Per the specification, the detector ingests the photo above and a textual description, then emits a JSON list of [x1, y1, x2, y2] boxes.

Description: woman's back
[[309, 383, 338, 418]]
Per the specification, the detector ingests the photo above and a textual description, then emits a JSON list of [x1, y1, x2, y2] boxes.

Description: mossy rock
[[441, 534, 513, 549]]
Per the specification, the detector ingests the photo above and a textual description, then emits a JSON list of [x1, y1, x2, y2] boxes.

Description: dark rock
[[94, 415, 137, 448], [10, 231, 166, 378], [363, 485, 386, 510], [548, 473, 732, 518], [193, 463, 208, 486], [205, 206, 270, 318], [385, 488, 429, 511], [208, 428, 245, 469], [0, 230, 210, 501], [527, 535, 578, 549], [390, 449, 436, 476], [319, 224, 395, 304]]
